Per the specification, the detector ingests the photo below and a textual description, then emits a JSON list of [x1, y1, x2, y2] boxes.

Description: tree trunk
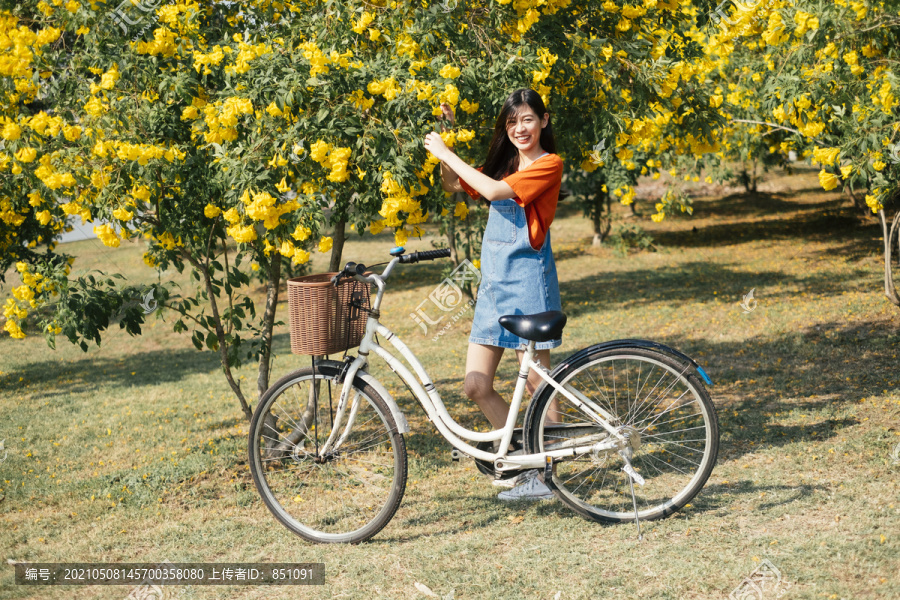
[[329, 218, 347, 273], [878, 209, 900, 307], [591, 183, 612, 246], [750, 156, 759, 193], [446, 193, 459, 265], [257, 252, 282, 402], [847, 188, 869, 216]]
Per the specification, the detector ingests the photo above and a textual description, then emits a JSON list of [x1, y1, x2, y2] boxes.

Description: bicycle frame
[[317, 258, 630, 472]]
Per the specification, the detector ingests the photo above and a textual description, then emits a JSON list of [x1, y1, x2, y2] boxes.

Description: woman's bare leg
[[463, 342, 507, 429], [515, 347, 561, 422]]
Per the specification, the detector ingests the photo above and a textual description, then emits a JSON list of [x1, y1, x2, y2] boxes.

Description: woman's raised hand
[[424, 131, 451, 161], [439, 102, 455, 130]]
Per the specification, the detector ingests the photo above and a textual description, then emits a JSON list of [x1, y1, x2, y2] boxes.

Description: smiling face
[[505, 104, 548, 153]]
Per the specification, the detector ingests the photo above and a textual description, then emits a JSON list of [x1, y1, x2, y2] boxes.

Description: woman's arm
[[434, 103, 465, 195], [439, 161, 465, 194], [425, 133, 515, 201]]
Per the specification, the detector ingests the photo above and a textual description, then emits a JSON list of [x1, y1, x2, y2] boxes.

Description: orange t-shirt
[[459, 153, 563, 250]]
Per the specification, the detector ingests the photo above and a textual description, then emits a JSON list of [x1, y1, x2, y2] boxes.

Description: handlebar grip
[[399, 248, 452, 264]]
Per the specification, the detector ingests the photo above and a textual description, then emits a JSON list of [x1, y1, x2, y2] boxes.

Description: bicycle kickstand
[[620, 452, 645, 541]]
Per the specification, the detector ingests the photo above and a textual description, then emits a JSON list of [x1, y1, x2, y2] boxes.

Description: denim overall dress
[[469, 155, 562, 350]]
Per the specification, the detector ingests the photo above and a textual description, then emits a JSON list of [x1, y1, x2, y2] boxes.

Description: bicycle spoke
[[531, 350, 717, 523], [250, 368, 406, 543]]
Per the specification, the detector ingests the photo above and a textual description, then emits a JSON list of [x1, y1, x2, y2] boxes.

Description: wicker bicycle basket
[[287, 273, 370, 356]]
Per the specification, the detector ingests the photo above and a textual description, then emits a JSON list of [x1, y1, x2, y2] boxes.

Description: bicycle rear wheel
[[524, 347, 718, 523], [249, 362, 407, 543]]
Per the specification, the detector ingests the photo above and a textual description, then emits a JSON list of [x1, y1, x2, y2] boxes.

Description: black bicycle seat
[[498, 311, 567, 342]]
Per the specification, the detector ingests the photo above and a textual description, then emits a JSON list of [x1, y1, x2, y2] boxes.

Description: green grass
[[1, 167, 898, 599]]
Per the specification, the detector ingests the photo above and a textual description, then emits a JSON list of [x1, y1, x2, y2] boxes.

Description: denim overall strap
[[469, 176, 562, 350]]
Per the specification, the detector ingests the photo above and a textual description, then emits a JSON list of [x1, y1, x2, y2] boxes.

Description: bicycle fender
[[352, 368, 411, 434], [550, 339, 713, 386]]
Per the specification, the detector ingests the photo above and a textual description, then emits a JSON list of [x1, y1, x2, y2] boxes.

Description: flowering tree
[[687, 0, 900, 304], [1, 0, 720, 418]]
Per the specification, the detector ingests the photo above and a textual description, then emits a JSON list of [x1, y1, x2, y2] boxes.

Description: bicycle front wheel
[[249, 362, 407, 543], [524, 347, 718, 523]]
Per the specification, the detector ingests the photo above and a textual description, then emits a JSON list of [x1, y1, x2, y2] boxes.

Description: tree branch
[[730, 119, 828, 146], [181, 248, 253, 420]]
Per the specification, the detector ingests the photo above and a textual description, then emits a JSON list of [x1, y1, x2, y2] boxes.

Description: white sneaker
[[496, 471, 555, 501], [492, 470, 529, 489]]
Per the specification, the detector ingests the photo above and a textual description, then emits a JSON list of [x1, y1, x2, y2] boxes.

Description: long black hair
[[480, 88, 557, 181]]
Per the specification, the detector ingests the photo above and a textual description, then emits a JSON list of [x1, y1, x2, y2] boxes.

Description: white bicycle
[[249, 248, 719, 543]]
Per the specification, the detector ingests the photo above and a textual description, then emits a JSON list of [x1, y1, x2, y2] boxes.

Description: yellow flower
[[352, 12, 374, 34], [4, 318, 26, 339], [291, 225, 311, 241], [812, 147, 840, 166], [15, 148, 37, 163], [222, 207, 241, 224], [454, 202, 468, 219], [873, 160, 886, 171], [266, 102, 283, 117], [818, 170, 839, 191], [35, 27, 61, 45], [840, 165, 853, 179], [204, 204, 222, 218], [310, 140, 331, 163], [456, 129, 475, 143], [99, 64, 120, 90], [275, 177, 290, 193], [36, 210, 52, 225], [439, 65, 461, 79], [84, 96, 106, 117], [63, 125, 82, 141], [865, 193, 883, 213], [131, 186, 151, 202], [318, 236, 333, 253], [1, 122, 22, 140], [226, 224, 257, 243], [279, 240, 295, 257], [394, 228, 408, 247], [440, 130, 456, 148], [112, 207, 133, 221], [94, 224, 120, 248], [438, 84, 460, 107]]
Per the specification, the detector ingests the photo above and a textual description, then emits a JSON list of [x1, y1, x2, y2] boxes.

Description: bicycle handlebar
[[398, 248, 451, 264], [332, 248, 451, 286]]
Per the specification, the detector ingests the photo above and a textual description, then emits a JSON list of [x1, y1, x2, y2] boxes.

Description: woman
[[424, 88, 564, 501]]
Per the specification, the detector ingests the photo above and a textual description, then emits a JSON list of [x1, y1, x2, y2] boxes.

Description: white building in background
[[58, 216, 99, 244]]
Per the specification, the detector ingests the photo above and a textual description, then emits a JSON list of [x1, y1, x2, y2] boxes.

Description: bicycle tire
[[523, 347, 718, 523], [249, 361, 407, 543]]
